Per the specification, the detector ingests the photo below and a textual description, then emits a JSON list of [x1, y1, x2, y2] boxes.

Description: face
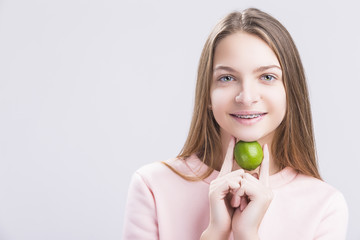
[[210, 32, 286, 146]]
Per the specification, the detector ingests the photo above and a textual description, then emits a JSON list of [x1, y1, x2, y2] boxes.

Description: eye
[[219, 75, 235, 82], [261, 74, 276, 82]]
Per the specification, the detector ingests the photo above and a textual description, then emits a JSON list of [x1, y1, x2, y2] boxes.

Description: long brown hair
[[163, 8, 321, 180]]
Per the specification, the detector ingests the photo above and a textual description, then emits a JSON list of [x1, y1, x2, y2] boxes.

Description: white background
[[0, 0, 359, 239]]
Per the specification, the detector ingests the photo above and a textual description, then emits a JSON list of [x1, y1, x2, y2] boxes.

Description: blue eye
[[219, 75, 234, 82], [261, 75, 276, 81]]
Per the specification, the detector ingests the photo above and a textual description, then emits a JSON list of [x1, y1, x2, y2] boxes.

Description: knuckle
[[244, 173, 252, 178], [225, 178, 231, 187]]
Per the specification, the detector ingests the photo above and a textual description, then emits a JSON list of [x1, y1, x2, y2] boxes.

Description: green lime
[[234, 141, 263, 171]]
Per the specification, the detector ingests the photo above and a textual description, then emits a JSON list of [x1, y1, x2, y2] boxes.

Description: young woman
[[122, 8, 348, 240]]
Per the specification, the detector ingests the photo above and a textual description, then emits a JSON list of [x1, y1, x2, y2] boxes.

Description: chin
[[235, 134, 262, 143]]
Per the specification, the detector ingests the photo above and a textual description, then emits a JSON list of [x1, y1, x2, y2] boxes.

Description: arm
[[122, 172, 159, 240], [201, 137, 244, 239], [200, 227, 231, 240], [314, 192, 348, 240]]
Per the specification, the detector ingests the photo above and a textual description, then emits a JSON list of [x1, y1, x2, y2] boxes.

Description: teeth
[[235, 114, 261, 119]]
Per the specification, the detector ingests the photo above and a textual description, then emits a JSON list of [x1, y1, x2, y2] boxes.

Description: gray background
[[0, 0, 359, 239]]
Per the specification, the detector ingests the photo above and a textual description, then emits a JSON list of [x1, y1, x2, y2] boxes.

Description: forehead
[[213, 32, 280, 71]]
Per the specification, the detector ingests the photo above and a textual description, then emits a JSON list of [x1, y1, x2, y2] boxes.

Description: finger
[[209, 178, 240, 200], [230, 193, 240, 208], [227, 180, 240, 191], [242, 172, 259, 182], [227, 169, 245, 178], [219, 137, 235, 177], [231, 186, 245, 208], [240, 173, 264, 197], [240, 196, 248, 211], [214, 172, 243, 195], [259, 144, 270, 186]]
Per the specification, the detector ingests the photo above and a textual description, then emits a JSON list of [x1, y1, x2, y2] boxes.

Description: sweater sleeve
[[122, 172, 159, 240], [314, 191, 348, 240]]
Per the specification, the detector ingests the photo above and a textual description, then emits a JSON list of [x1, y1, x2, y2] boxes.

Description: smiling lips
[[230, 112, 267, 125]]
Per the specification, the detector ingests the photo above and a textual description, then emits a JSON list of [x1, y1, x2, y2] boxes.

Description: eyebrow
[[213, 65, 282, 74], [254, 65, 282, 73]]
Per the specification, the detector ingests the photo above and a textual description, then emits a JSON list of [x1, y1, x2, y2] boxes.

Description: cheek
[[269, 86, 287, 120], [210, 89, 228, 110], [210, 88, 232, 122]]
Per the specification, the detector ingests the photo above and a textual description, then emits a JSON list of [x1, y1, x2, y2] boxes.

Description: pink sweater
[[122, 154, 348, 239]]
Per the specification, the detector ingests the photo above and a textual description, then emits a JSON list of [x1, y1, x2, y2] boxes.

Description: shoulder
[[131, 157, 192, 188], [293, 172, 348, 215], [135, 157, 187, 177], [135, 154, 208, 181], [274, 167, 348, 215], [125, 160, 179, 203], [132, 160, 172, 187], [295, 172, 343, 196], [271, 169, 348, 237], [293, 174, 349, 238], [136, 160, 170, 178]]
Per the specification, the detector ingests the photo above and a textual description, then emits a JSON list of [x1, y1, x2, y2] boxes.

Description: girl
[[122, 8, 348, 240]]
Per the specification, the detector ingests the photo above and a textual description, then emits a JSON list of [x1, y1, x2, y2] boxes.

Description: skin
[[201, 32, 287, 239], [210, 32, 286, 175]]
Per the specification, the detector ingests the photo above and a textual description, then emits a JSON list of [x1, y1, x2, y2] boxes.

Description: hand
[[231, 144, 273, 240], [201, 137, 244, 239]]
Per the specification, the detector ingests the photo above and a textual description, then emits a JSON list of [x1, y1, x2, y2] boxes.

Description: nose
[[235, 81, 259, 106]]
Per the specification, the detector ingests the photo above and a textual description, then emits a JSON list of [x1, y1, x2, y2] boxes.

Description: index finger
[[218, 137, 235, 177], [259, 144, 270, 186]]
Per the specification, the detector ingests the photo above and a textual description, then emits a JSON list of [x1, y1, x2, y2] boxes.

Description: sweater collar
[[185, 154, 298, 188]]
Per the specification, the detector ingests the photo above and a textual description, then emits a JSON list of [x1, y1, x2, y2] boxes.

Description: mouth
[[230, 112, 267, 125], [230, 113, 266, 119], [230, 112, 267, 119]]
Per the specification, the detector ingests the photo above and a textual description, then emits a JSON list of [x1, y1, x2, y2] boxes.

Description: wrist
[[233, 231, 260, 240], [200, 226, 231, 240]]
